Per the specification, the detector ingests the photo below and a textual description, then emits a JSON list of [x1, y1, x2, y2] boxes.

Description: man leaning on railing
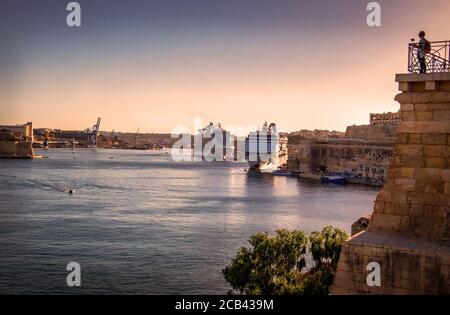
[[414, 31, 431, 73]]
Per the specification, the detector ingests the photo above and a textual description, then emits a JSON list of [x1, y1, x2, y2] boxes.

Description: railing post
[[448, 42, 450, 71], [408, 44, 412, 73], [432, 55, 436, 72], [407, 44, 410, 73]]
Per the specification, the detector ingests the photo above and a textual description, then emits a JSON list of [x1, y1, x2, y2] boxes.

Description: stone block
[[394, 179, 416, 191], [399, 82, 412, 92], [415, 168, 443, 187], [395, 92, 411, 104], [424, 145, 446, 157], [385, 202, 410, 216], [400, 216, 411, 229], [425, 81, 437, 91], [397, 144, 423, 156], [412, 216, 424, 229], [433, 92, 450, 103], [423, 134, 448, 145], [395, 90, 450, 104], [410, 204, 424, 216], [400, 155, 425, 168], [376, 189, 391, 202], [373, 201, 385, 213], [401, 103, 414, 111], [433, 109, 450, 121], [415, 104, 430, 111], [389, 191, 408, 203], [398, 122, 450, 134], [445, 183, 450, 195], [401, 111, 416, 121], [412, 93, 434, 104], [443, 170, 450, 182], [394, 278, 418, 290], [425, 157, 446, 168], [434, 206, 448, 219], [429, 103, 450, 110], [416, 111, 433, 121], [423, 205, 433, 217], [434, 194, 450, 207], [399, 167, 416, 178], [408, 134, 422, 144], [408, 192, 435, 205], [396, 133, 409, 144], [371, 213, 402, 230]]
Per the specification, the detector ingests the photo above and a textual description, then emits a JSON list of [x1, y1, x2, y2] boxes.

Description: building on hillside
[[369, 111, 401, 126]]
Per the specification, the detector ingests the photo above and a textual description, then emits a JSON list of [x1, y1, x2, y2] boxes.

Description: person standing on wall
[[415, 31, 431, 73]]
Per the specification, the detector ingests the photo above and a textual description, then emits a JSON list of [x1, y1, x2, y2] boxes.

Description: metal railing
[[408, 40, 450, 73]]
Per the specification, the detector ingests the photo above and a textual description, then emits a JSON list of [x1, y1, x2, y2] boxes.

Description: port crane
[[134, 128, 140, 143], [86, 117, 101, 147]]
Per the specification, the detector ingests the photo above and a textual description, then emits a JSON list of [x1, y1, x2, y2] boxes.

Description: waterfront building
[[370, 111, 401, 126], [287, 111, 397, 183], [287, 138, 393, 178], [0, 122, 34, 158]]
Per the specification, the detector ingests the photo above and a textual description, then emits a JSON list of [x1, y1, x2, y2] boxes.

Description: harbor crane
[[134, 128, 140, 143], [86, 117, 101, 147]]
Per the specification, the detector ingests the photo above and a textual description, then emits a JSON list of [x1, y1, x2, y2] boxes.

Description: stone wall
[[0, 141, 34, 158], [332, 73, 450, 295], [369, 83, 450, 241], [345, 124, 397, 141], [333, 232, 450, 294], [287, 140, 393, 174]]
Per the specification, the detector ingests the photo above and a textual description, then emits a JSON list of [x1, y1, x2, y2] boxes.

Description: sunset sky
[[1, 0, 449, 133]]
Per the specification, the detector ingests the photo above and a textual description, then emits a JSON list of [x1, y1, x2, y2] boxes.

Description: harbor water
[[0, 149, 378, 294]]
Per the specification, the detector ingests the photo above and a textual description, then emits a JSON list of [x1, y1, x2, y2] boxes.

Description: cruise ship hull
[[248, 159, 279, 173]]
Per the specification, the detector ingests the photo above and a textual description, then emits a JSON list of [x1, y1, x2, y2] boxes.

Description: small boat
[[298, 173, 347, 185], [320, 175, 347, 185]]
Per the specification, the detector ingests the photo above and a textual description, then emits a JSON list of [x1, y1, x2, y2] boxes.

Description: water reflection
[[0, 149, 378, 294]]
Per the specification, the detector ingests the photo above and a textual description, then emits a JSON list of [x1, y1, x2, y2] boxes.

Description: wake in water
[[0, 174, 79, 194], [0, 174, 124, 194]]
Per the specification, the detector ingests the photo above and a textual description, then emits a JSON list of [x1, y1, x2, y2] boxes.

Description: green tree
[[222, 226, 348, 295]]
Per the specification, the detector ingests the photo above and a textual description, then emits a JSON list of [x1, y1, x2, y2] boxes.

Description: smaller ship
[[298, 173, 347, 185]]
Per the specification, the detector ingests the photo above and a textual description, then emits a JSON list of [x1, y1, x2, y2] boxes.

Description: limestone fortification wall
[[345, 124, 397, 141], [369, 90, 450, 240], [332, 73, 450, 295], [0, 141, 34, 158]]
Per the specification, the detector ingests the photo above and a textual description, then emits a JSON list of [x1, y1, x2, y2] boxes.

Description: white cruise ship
[[245, 122, 288, 173]]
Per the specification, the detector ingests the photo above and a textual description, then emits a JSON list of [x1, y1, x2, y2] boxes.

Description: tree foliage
[[222, 226, 348, 295]]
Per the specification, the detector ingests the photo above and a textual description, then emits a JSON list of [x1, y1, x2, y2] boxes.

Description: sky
[[0, 0, 449, 133]]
